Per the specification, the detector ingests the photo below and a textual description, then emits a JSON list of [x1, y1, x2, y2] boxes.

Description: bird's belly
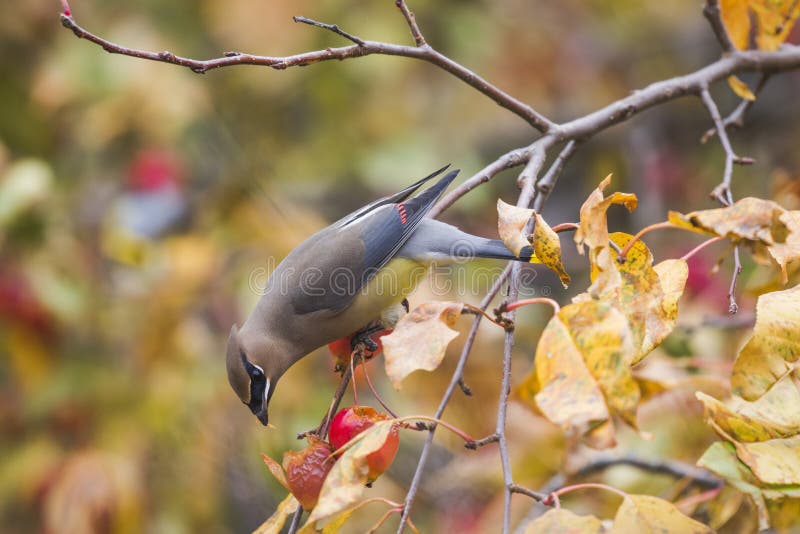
[[343, 257, 428, 327]]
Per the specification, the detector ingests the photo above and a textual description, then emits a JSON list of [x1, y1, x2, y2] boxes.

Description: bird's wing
[[288, 168, 459, 315], [335, 164, 451, 229]]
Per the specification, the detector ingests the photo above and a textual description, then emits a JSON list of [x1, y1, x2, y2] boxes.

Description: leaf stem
[[618, 221, 676, 261], [551, 222, 580, 233], [549, 482, 629, 503], [680, 236, 724, 261], [499, 297, 560, 314]]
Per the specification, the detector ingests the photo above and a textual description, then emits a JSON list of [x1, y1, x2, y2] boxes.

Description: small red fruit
[[329, 406, 399, 484], [282, 437, 335, 510]]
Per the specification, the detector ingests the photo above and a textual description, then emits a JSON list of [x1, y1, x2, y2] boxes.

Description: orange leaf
[[261, 453, 290, 491], [382, 301, 464, 389]]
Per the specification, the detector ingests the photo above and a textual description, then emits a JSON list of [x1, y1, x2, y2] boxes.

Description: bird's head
[[226, 324, 287, 426]]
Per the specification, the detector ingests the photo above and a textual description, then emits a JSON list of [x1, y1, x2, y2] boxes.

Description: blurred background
[[1, 0, 799, 532]]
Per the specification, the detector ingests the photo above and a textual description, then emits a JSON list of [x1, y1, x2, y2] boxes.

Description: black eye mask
[[241, 352, 268, 414]]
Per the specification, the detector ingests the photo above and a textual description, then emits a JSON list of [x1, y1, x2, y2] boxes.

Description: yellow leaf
[[497, 198, 534, 258], [382, 301, 464, 389], [720, 0, 751, 50], [519, 299, 639, 448], [253, 494, 299, 534], [727, 75, 756, 101], [610, 494, 714, 533], [668, 197, 789, 245], [533, 213, 571, 287], [696, 375, 800, 443], [730, 284, 800, 400], [575, 175, 638, 258], [733, 435, 800, 486], [753, 210, 800, 284], [307, 421, 395, 524], [261, 453, 290, 491], [582, 234, 688, 364], [524, 508, 606, 533], [698, 442, 772, 530], [751, 0, 800, 51]]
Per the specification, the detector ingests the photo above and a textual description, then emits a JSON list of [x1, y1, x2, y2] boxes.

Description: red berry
[[327, 329, 391, 370], [329, 406, 399, 483], [282, 437, 335, 510]]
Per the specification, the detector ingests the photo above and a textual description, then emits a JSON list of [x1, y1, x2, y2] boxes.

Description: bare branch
[[59, 10, 554, 132], [395, 0, 427, 47], [571, 456, 723, 489], [292, 16, 365, 46], [703, 0, 735, 53], [700, 87, 754, 205], [464, 433, 500, 450], [509, 484, 548, 502], [728, 246, 743, 314], [702, 74, 771, 143]]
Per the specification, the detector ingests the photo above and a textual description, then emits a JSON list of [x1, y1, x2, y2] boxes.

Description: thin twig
[[700, 87, 754, 205], [395, 0, 427, 47], [287, 505, 303, 534], [464, 433, 500, 450], [702, 74, 771, 143], [728, 246, 742, 314], [292, 16, 365, 46], [361, 358, 398, 417], [509, 483, 548, 502], [59, 10, 553, 132], [396, 267, 511, 533], [703, 0, 735, 53]]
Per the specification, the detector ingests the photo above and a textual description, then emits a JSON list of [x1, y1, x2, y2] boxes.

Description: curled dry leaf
[[306, 420, 395, 526], [574, 174, 638, 259], [610, 494, 714, 534], [497, 199, 571, 286], [252, 493, 299, 534], [753, 210, 800, 284], [497, 198, 534, 258], [667, 197, 789, 245], [382, 301, 464, 389], [730, 284, 800, 401], [261, 453, 289, 491], [524, 508, 606, 534]]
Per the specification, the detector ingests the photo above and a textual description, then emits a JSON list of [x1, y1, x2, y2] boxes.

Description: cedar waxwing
[[226, 166, 534, 425]]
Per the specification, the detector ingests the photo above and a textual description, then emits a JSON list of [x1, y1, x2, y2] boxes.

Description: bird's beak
[[255, 404, 269, 426]]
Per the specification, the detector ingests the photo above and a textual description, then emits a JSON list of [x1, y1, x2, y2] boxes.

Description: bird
[[226, 165, 535, 425]]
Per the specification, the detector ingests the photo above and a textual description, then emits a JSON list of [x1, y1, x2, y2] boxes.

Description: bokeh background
[[2, 1, 799, 532]]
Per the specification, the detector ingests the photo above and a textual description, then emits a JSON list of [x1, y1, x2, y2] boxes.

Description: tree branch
[[59, 9, 554, 132], [703, 0, 735, 53], [395, 0, 427, 47]]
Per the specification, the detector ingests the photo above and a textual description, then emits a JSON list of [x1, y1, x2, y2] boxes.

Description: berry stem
[[396, 415, 475, 444], [361, 357, 398, 417], [501, 297, 560, 314]]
